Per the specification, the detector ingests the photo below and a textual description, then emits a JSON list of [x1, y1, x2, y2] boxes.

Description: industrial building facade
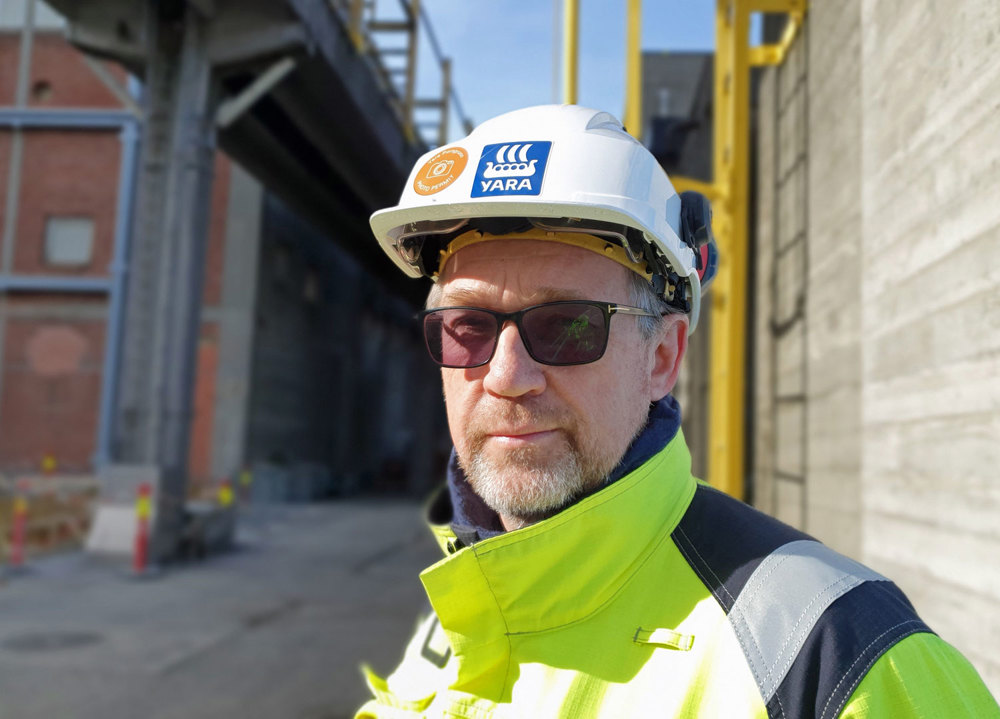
[[0, 2, 446, 498], [1, 0, 997, 700]]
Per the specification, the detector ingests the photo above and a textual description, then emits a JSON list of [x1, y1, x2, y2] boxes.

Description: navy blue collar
[[445, 396, 683, 546]]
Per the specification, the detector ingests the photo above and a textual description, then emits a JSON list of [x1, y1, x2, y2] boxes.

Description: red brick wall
[[0, 296, 106, 473], [0, 32, 232, 483], [202, 154, 230, 307], [0, 33, 21, 106], [186, 154, 231, 484], [0, 131, 10, 234], [188, 322, 219, 485], [27, 33, 125, 108], [0, 32, 125, 108], [13, 130, 120, 276]]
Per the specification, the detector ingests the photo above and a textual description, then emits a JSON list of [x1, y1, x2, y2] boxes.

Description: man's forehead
[[438, 283, 588, 305], [437, 238, 631, 304]]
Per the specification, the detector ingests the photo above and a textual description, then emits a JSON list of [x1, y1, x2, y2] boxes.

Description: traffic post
[[7, 479, 30, 571], [132, 483, 152, 575]]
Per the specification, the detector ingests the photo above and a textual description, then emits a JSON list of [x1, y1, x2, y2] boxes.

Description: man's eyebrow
[[437, 286, 587, 306]]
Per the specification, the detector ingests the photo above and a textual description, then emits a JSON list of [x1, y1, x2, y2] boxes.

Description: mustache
[[465, 398, 573, 439]]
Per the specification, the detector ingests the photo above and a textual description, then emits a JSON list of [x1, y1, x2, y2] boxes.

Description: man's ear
[[649, 314, 688, 401]]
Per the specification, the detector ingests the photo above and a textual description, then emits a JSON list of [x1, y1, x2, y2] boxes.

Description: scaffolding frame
[[335, 0, 472, 146], [672, 0, 807, 498]]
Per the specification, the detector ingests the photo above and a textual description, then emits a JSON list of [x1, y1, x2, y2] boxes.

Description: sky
[[389, 1, 747, 144]]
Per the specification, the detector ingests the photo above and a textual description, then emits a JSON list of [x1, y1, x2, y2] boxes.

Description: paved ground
[[0, 499, 441, 719]]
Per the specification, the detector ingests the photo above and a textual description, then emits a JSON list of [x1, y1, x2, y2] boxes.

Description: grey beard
[[463, 442, 601, 528]]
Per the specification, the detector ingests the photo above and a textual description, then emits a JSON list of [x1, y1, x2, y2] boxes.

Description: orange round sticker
[[413, 147, 468, 196]]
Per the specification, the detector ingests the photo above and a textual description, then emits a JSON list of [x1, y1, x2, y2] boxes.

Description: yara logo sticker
[[483, 144, 537, 178], [472, 141, 551, 197]]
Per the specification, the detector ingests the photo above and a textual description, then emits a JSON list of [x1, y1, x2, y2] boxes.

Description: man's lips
[[487, 429, 559, 442]]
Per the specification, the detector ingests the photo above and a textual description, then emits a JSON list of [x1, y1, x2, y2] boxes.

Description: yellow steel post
[[624, 0, 642, 138], [348, 0, 366, 52], [704, 0, 751, 499], [671, 0, 805, 499], [563, 0, 580, 104]]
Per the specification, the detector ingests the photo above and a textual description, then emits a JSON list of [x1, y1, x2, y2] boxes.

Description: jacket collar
[[420, 428, 697, 690]]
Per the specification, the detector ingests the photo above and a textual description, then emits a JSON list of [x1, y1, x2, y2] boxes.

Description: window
[[44, 216, 94, 267]]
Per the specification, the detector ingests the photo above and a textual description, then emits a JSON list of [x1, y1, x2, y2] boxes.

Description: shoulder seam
[[672, 525, 736, 610], [820, 624, 931, 719]]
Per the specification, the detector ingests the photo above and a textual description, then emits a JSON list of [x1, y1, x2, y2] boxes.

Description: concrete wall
[[753, 0, 1000, 694]]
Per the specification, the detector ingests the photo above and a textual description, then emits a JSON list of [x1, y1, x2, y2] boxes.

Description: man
[[358, 105, 998, 717]]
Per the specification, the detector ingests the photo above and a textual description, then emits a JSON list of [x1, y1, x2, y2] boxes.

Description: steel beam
[[81, 54, 142, 115], [0, 108, 138, 128], [215, 56, 297, 129], [0, 275, 113, 293], [0, 0, 37, 442], [113, 2, 217, 561], [95, 120, 141, 468]]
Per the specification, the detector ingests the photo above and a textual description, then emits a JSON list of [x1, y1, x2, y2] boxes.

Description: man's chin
[[465, 453, 588, 523]]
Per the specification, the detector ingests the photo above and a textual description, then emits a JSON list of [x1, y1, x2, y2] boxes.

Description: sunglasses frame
[[418, 300, 663, 369]]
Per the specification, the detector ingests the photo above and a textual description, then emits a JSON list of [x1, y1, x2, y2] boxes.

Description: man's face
[[434, 239, 684, 528]]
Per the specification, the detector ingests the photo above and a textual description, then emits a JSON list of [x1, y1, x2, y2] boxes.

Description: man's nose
[[482, 322, 547, 397]]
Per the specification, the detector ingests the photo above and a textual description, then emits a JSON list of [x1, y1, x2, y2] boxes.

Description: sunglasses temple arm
[[610, 305, 660, 318]]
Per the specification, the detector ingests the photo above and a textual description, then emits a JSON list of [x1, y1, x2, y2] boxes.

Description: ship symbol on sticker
[[472, 141, 551, 197]]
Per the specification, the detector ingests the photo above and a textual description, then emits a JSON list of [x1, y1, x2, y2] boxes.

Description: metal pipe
[[0, 275, 113, 293], [94, 119, 141, 468], [0, 0, 37, 440], [624, 0, 642, 138], [562, 0, 579, 104], [215, 56, 297, 129], [0, 108, 137, 129]]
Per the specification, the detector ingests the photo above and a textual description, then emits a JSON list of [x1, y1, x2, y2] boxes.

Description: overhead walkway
[[46, 0, 466, 296]]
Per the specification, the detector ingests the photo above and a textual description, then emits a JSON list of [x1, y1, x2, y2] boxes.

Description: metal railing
[[330, 0, 473, 148]]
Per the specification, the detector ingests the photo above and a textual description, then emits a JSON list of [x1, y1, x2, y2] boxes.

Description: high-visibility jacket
[[356, 432, 999, 717]]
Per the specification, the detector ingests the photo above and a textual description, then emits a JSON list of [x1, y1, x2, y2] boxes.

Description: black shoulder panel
[[767, 580, 932, 719], [671, 483, 812, 612]]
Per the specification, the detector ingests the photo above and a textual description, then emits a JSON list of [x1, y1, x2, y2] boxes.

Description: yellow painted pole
[[624, 0, 642, 138], [706, 0, 749, 499], [562, 0, 579, 104], [672, 0, 804, 498]]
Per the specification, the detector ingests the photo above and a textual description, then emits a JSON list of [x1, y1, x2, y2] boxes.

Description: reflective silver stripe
[[728, 539, 888, 704]]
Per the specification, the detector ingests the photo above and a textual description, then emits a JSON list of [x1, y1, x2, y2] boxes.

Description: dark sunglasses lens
[[521, 303, 607, 364], [423, 309, 498, 367]]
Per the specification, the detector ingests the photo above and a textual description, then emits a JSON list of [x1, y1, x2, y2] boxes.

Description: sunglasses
[[418, 300, 663, 368]]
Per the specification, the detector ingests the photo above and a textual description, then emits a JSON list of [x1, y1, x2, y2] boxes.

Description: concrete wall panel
[[755, 0, 1000, 693]]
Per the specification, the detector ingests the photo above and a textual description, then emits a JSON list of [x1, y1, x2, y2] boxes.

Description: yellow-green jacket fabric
[[357, 433, 999, 717]]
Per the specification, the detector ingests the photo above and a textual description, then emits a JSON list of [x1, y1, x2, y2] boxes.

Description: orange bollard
[[8, 480, 29, 568], [133, 483, 152, 574]]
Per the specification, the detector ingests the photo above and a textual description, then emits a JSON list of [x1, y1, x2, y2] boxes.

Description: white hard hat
[[370, 104, 716, 331]]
